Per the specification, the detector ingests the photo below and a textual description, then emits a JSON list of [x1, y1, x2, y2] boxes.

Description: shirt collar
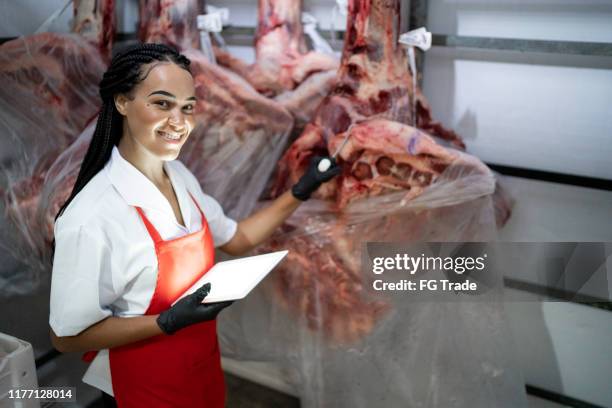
[[106, 146, 192, 226]]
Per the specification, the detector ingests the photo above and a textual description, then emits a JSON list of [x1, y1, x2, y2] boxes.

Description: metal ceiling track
[[191, 27, 612, 58], [433, 34, 612, 57]]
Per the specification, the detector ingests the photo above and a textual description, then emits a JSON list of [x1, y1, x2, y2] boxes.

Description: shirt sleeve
[[172, 160, 238, 247], [49, 224, 115, 336], [197, 192, 238, 248]]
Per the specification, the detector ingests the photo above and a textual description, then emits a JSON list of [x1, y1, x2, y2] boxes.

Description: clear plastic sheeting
[[491, 172, 516, 229], [0, 33, 104, 162], [176, 48, 294, 220], [0, 122, 94, 295], [218, 163, 528, 407], [181, 121, 291, 220], [0, 34, 105, 293]]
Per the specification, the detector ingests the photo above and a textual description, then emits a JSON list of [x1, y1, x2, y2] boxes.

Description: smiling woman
[[48, 43, 340, 408], [112, 62, 199, 227], [115, 64, 197, 162]]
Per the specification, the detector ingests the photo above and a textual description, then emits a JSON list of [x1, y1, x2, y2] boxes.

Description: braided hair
[[55, 43, 191, 221]]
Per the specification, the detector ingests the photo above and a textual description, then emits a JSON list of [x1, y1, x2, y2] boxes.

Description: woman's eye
[[155, 100, 170, 108], [183, 105, 194, 113]]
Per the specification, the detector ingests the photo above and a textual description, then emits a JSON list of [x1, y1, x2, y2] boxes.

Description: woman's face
[[115, 62, 196, 161]]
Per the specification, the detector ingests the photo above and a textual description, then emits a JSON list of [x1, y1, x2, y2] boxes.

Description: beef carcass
[[2, 122, 95, 269], [274, 69, 338, 127], [138, 0, 204, 52], [247, 0, 338, 96], [0, 34, 106, 153], [215, 0, 339, 126], [256, 0, 496, 345], [73, 0, 116, 60], [0, 3, 112, 270], [217, 2, 522, 405], [0, 0, 113, 173], [217, 4, 524, 404], [272, 0, 468, 201], [262, 120, 494, 344], [0, 34, 106, 231], [139, 0, 294, 218], [220, 189, 530, 408]]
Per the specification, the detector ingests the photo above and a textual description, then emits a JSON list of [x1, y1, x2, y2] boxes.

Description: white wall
[[424, 49, 612, 179], [428, 0, 612, 43], [426, 3, 612, 406], [0, 0, 73, 36], [504, 293, 612, 408], [424, 0, 612, 180]]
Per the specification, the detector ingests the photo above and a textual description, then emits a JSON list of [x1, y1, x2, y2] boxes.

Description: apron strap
[[134, 206, 163, 244], [188, 192, 205, 220], [134, 191, 205, 244]]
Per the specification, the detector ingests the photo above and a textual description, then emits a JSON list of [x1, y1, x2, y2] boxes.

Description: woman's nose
[[167, 110, 185, 128]]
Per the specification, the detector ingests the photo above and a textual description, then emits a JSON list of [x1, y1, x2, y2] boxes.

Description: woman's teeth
[[158, 130, 181, 140]]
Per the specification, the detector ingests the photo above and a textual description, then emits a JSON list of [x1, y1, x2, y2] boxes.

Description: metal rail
[[207, 26, 612, 58], [433, 34, 612, 57], [6, 30, 612, 58]]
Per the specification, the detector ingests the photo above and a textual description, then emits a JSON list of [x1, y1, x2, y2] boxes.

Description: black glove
[[291, 156, 341, 201], [156, 283, 233, 335]]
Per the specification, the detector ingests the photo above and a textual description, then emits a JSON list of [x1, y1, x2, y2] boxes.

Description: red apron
[[89, 193, 225, 407]]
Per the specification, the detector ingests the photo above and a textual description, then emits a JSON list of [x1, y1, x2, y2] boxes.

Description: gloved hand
[[156, 283, 233, 335], [291, 156, 341, 201]]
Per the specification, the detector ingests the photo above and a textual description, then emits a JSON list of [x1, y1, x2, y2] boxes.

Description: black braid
[[54, 43, 191, 221]]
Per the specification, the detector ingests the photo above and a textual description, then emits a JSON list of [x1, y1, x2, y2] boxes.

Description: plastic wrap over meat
[[222, 126, 497, 339], [218, 178, 528, 407], [216, 0, 525, 405], [0, 34, 105, 279], [140, 0, 294, 219], [0, 2, 113, 293], [0, 121, 94, 293], [0, 33, 104, 158], [178, 49, 294, 219]]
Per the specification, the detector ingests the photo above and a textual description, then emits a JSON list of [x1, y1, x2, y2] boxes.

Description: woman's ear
[[114, 94, 129, 116]]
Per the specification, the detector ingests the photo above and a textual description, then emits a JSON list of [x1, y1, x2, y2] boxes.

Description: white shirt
[[49, 146, 237, 395]]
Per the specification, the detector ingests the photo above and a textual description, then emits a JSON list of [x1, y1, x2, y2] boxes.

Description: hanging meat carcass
[[218, 3, 525, 406], [0, 2, 112, 270], [138, 0, 204, 52], [139, 0, 294, 218], [0, 0, 293, 270], [14, 122, 95, 269], [179, 51, 296, 218], [263, 0, 512, 223], [215, 0, 339, 127], [0, 0, 113, 170], [272, 0, 469, 200], [252, 0, 497, 345], [73, 0, 116, 60], [247, 0, 338, 96], [0, 34, 106, 153]]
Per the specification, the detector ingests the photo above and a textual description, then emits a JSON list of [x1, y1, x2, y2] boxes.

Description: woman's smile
[[114, 62, 197, 162], [156, 129, 184, 144]]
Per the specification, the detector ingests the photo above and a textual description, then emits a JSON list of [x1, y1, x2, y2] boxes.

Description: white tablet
[[174, 250, 289, 304]]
